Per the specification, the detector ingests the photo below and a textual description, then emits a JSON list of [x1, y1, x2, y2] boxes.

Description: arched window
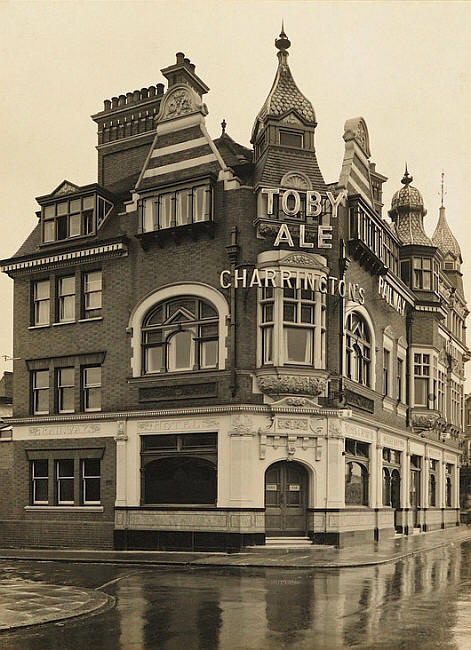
[[142, 297, 218, 374], [382, 468, 391, 506], [345, 461, 369, 506], [143, 457, 217, 505], [446, 477, 452, 508], [346, 312, 372, 387], [391, 470, 401, 509], [429, 473, 437, 507]]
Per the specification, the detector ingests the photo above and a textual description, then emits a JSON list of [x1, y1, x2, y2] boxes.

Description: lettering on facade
[[219, 268, 365, 304], [344, 389, 375, 413], [345, 423, 375, 442], [381, 433, 405, 450], [378, 277, 406, 315], [28, 424, 101, 437], [137, 418, 219, 433], [139, 382, 217, 402]]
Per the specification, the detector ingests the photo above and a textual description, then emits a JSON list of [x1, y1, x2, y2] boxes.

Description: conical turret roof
[[251, 27, 316, 143], [389, 167, 432, 246], [432, 206, 462, 263]]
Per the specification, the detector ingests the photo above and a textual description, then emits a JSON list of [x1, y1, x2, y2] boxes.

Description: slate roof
[[432, 208, 462, 262]]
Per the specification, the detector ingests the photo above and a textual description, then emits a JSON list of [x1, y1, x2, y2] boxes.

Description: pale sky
[[1, 0, 471, 384]]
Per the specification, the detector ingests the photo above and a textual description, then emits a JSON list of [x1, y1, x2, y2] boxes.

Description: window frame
[[32, 369, 50, 415], [81, 365, 102, 412], [345, 311, 372, 388], [82, 270, 103, 319], [81, 459, 101, 505], [31, 459, 49, 505], [57, 275, 76, 323], [56, 367, 75, 414], [56, 459, 75, 505], [279, 130, 304, 149], [32, 279, 50, 326]]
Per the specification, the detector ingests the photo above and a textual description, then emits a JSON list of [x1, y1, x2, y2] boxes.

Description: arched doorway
[[265, 461, 309, 537]]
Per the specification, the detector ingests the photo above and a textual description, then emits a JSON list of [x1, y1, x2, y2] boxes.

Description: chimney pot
[[176, 52, 185, 64], [104, 99, 111, 111], [189, 63, 195, 72], [148, 85, 156, 97], [141, 88, 148, 99], [156, 83, 165, 95], [111, 96, 119, 109], [133, 90, 140, 102], [184, 57, 190, 66], [126, 92, 133, 104], [118, 94, 126, 106]]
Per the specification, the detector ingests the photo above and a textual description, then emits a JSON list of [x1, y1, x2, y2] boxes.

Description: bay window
[[141, 184, 212, 232], [259, 286, 326, 368]]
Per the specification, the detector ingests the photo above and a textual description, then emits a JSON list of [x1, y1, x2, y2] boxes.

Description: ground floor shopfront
[[1, 401, 461, 551]]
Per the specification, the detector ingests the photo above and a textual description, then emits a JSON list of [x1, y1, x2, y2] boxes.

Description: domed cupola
[[389, 167, 433, 246]]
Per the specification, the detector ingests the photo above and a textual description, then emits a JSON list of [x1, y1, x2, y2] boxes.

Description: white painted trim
[[24, 505, 104, 512], [143, 153, 217, 178], [150, 137, 208, 158], [128, 282, 230, 376], [1, 243, 126, 273]]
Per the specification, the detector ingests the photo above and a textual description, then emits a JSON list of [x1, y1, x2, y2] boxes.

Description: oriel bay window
[[141, 433, 217, 505], [142, 297, 219, 374], [260, 286, 326, 368], [141, 184, 212, 232]]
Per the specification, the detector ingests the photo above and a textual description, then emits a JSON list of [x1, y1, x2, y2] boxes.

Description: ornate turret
[[389, 166, 433, 246], [251, 27, 325, 192], [432, 173, 462, 268]]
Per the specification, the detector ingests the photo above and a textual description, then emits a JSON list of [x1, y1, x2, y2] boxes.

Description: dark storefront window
[[141, 433, 217, 505]]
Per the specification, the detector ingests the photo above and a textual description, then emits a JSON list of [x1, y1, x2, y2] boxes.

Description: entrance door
[[265, 461, 308, 536]]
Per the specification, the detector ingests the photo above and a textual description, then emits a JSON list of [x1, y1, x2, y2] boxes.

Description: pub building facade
[[0, 31, 468, 550]]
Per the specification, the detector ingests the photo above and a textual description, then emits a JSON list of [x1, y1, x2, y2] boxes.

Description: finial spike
[[221, 119, 227, 135], [402, 162, 413, 186], [440, 170, 446, 208]]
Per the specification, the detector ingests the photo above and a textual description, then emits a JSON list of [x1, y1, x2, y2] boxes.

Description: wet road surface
[[1, 540, 471, 649]]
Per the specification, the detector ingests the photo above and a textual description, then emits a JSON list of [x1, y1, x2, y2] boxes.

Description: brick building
[[0, 31, 468, 550]]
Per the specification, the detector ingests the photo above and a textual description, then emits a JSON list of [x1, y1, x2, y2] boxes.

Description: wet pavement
[[0, 530, 470, 648]]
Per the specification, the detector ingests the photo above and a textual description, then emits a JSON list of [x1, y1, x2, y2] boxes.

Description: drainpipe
[[338, 239, 349, 404], [226, 227, 240, 397]]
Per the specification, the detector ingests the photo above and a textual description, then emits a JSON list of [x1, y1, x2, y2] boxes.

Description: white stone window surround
[[344, 302, 377, 391], [255, 251, 328, 370], [382, 330, 394, 400], [128, 283, 229, 377], [396, 337, 407, 404]]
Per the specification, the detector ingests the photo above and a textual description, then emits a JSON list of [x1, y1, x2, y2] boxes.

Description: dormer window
[[41, 194, 113, 244], [279, 130, 303, 148]]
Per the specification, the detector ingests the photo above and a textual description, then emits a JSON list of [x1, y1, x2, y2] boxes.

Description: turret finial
[[221, 118, 227, 135], [275, 22, 291, 53], [440, 170, 446, 207], [402, 163, 413, 186]]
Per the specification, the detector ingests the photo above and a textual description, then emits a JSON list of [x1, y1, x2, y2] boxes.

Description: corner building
[[1, 32, 468, 550]]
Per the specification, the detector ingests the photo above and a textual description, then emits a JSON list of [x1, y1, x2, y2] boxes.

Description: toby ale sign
[[261, 187, 346, 249]]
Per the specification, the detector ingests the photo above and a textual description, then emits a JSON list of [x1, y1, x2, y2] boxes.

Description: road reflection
[[2, 540, 471, 649]]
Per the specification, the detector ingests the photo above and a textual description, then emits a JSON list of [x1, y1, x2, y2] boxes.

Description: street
[[0, 539, 470, 649]]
